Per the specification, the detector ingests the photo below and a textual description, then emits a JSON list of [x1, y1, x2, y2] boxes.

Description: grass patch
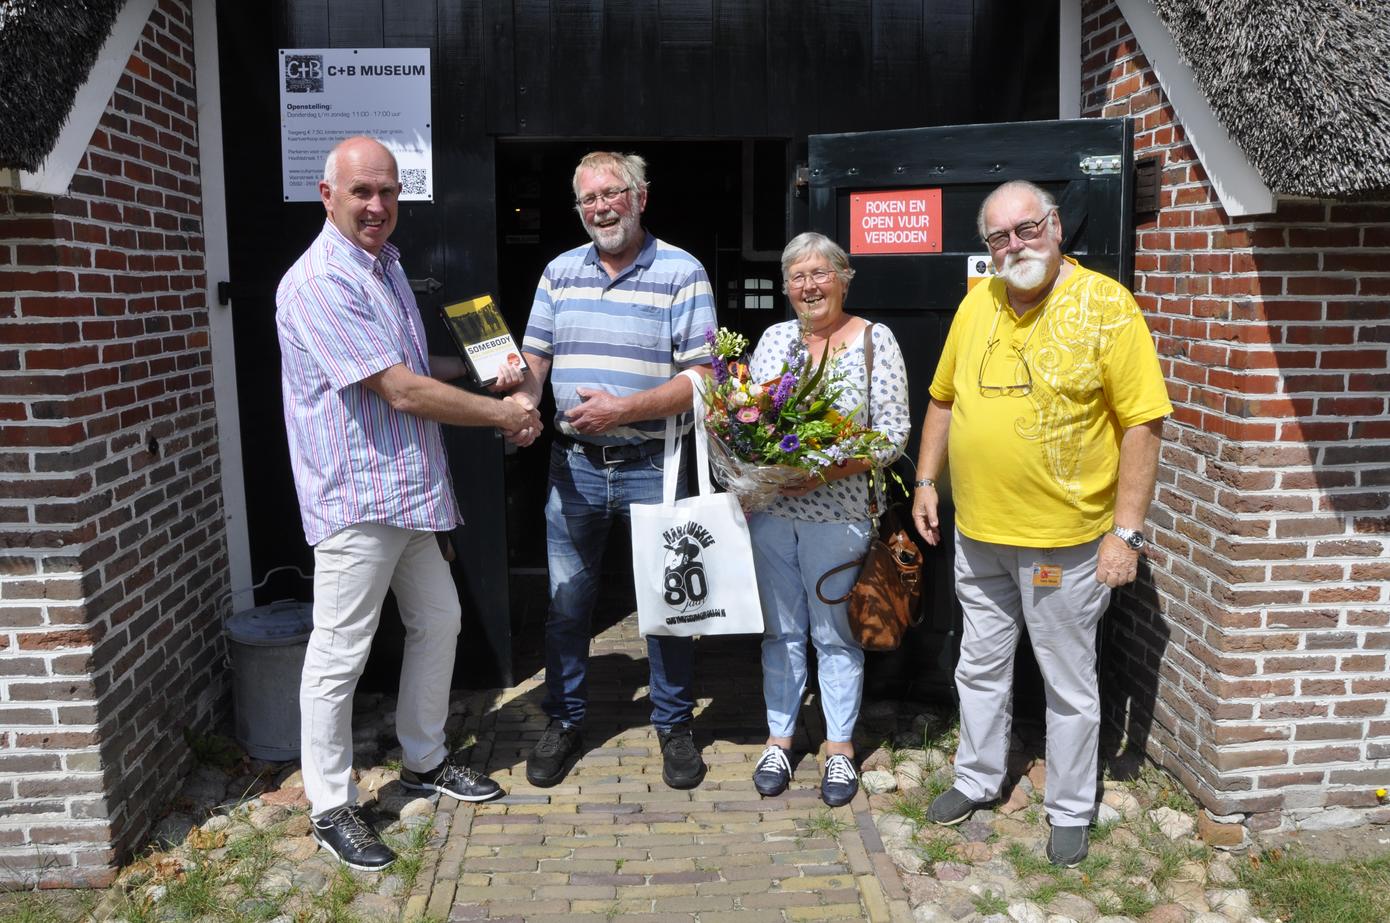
[[920, 715, 959, 755], [1137, 761, 1197, 814], [386, 820, 433, 892], [1089, 818, 1119, 843], [801, 809, 852, 839], [888, 792, 930, 826], [972, 889, 1008, 915], [1240, 849, 1390, 923], [313, 865, 367, 923], [1111, 887, 1157, 919], [915, 834, 956, 865], [182, 727, 245, 771], [1004, 841, 1055, 880], [0, 893, 97, 923]]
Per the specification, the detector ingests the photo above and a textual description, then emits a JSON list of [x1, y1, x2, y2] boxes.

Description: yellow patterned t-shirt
[[929, 258, 1172, 547]]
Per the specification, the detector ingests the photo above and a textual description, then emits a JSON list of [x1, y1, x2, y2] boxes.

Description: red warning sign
[[849, 189, 943, 255]]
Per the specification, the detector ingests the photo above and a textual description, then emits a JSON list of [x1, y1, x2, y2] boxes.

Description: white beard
[[999, 250, 1049, 291], [586, 207, 640, 254]]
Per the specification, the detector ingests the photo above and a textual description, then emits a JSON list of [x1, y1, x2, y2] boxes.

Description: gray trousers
[[951, 531, 1111, 826]]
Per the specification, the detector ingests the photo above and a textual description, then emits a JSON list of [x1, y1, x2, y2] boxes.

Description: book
[[439, 293, 524, 387]]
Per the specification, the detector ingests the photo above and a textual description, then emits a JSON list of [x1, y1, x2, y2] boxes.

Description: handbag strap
[[862, 323, 882, 523], [814, 559, 861, 605], [663, 368, 713, 504]]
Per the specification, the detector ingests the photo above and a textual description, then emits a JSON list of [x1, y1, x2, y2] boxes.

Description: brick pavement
[[403, 612, 914, 922]]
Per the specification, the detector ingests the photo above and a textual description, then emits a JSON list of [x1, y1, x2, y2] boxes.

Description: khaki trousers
[[951, 531, 1111, 826]]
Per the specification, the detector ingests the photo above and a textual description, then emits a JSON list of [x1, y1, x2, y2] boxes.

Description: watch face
[[1125, 532, 1144, 550]]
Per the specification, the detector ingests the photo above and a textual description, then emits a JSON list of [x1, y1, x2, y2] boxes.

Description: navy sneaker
[[400, 757, 503, 803], [820, 753, 859, 807], [311, 806, 395, 871], [753, 745, 792, 797]]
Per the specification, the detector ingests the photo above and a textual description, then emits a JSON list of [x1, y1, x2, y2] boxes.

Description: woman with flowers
[[743, 232, 910, 806]]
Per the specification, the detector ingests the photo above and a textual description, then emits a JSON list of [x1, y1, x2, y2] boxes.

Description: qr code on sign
[[400, 169, 428, 196]]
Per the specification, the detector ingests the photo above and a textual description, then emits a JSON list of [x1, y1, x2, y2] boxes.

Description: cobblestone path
[[405, 614, 912, 922]]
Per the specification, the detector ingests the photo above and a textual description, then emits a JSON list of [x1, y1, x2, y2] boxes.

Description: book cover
[[439, 293, 524, 387]]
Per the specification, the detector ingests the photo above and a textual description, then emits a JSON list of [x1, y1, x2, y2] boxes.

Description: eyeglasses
[[984, 208, 1055, 251], [575, 186, 630, 210], [786, 268, 836, 288], [977, 306, 1041, 397], [977, 340, 1033, 397]]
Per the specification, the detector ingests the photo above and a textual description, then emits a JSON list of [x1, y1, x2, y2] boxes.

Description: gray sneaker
[[926, 787, 986, 826], [1046, 825, 1089, 868]]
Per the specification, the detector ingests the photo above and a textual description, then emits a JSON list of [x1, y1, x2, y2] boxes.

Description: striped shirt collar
[[320, 219, 401, 277], [581, 228, 657, 282]]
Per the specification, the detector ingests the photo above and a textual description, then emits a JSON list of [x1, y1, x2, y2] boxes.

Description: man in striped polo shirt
[[276, 136, 542, 871], [498, 151, 717, 790]]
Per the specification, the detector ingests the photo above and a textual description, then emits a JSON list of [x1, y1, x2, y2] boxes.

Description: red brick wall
[[0, 0, 231, 887], [1084, 0, 1390, 831]]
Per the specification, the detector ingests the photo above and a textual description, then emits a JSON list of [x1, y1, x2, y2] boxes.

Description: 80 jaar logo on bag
[[660, 521, 716, 611]]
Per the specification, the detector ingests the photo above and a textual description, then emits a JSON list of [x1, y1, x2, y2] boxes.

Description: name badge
[[1032, 563, 1063, 588]]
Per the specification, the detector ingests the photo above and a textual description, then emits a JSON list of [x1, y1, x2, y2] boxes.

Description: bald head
[[976, 180, 1056, 240], [323, 136, 397, 190], [319, 136, 400, 256]]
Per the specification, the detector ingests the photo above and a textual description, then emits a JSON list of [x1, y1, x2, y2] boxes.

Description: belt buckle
[[600, 444, 624, 466]]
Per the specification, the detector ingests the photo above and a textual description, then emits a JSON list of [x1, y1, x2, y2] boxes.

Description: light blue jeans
[[749, 512, 871, 742]]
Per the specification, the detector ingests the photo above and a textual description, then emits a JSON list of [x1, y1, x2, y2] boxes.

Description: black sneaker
[[1046, 824, 1090, 868], [526, 720, 583, 788], [400, 757, 504, 803], [311, 805, 396, 871], [820, 753, 859, 807], [926, 787, 987, 826], [658, 724, 706, 789], [752, 745, 792, 797]]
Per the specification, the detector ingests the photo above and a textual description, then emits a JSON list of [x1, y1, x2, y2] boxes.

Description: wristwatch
[[1111, 525, 1145, 551], [914, 477, 936, 489]]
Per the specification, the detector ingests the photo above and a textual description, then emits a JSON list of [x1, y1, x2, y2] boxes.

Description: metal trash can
[[225, 600, 314, 760]]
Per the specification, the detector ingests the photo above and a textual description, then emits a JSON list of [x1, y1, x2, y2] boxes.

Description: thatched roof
[[1151, 0, 1390, 199], [0, 0, 125, 171]]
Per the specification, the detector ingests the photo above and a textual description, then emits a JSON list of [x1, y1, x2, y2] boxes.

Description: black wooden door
[[807, 118, 1135, 698], [217, 0, 514, 687]]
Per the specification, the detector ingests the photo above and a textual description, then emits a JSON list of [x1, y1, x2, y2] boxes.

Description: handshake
[[500, 392, 542, 447]]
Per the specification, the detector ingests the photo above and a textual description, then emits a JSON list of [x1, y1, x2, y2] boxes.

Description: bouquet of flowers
[[699, 325, 895, 511]]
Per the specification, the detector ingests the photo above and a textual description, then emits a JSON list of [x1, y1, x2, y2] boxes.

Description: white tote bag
[[631, 371, 765, 638]]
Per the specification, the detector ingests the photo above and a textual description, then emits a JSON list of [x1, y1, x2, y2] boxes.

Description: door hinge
[[217, 281, 232, 306], [409, 277, 442, 294], [1079, 154, 1123, 176]]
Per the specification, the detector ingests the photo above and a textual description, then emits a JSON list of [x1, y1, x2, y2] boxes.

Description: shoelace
[[535, 723, 569, 756], [437, 761, 484, 786], [321, 806, 378, 850], [754, 745, 790, 778], [662, 730, 698, 760], [824, 754, 857, 787]]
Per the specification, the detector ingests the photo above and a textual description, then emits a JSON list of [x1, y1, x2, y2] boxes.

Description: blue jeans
[[749, 512, 870, 742], [543, 440, 695, 730]]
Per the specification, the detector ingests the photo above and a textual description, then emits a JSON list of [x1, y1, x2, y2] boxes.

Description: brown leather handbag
[[813, 326, 925, 651], [816, 486, 925, 651]]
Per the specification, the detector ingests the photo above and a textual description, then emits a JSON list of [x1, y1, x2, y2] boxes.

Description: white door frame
[[193, 0, 253, 599]]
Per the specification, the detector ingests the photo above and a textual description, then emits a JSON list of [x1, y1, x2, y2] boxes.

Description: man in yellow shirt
[[911, 180, 1171, 868]]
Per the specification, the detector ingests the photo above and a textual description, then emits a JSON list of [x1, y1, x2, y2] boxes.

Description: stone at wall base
[[1196, 810, 1249, 850]]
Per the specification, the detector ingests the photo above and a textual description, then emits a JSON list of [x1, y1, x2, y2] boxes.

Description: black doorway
[[493, 138, 790, 572]]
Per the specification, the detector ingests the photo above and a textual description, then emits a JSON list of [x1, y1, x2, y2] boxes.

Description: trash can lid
[[225, 600, 314, 646]]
